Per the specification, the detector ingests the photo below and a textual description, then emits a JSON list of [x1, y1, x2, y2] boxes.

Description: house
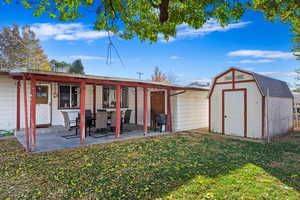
[[209, 67, 293, 139], [0, 69, 209, 151]]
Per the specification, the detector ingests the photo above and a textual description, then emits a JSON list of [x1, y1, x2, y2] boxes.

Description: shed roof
[[252, 72, 293, 98]]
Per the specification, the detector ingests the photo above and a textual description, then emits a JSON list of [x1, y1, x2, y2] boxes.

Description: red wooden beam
[[135, 87, 138, 125], [143, 87, 148, 135], [80, 81, 86, 144], [16, 80, 20, 131], [23, 76, 30, 152], [232, 69, 235, 89], [115, 85, 121, 138], [30, 76, 37, 151], [167, 89, 172, 132], [93, 85, 96, 116]]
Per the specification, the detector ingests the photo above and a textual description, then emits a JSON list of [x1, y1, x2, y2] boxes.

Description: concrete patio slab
[[16, 126, 170, 153]]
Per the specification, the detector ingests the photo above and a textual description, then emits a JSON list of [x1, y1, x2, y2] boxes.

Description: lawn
[[0, 132, 300, 200]]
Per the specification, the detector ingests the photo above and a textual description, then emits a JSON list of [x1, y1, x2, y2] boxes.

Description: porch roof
[[8, 69, 208, 91]]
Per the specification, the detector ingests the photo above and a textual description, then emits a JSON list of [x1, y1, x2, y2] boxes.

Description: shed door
[[224, 91, 244, 136]]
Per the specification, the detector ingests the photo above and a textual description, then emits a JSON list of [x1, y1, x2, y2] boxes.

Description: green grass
[[0, 133, 300, 200]]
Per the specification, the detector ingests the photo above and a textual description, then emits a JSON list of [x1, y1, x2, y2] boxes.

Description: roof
[[210, 67, 293, 98], [252, 72, 293, 98], [4, 69, 209, 91]]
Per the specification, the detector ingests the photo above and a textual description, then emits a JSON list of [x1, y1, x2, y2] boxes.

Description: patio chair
[[95, 111, 108, 130], [124, 109, 132, 124], [75, 109, 96, 136], [61, 111, 76, 131]]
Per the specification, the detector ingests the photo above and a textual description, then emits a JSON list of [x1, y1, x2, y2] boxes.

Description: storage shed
[[209, 67, 293, 139]]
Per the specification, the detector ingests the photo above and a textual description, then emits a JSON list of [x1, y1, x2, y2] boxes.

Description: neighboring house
[[0, 69, 209, 146], [209, 67, 293, 139]]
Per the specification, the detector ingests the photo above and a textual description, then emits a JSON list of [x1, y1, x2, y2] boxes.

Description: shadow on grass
[[0, 132, 300, 199]]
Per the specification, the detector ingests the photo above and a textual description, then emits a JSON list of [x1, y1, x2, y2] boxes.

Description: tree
[[0, 24, 50, 71], [50, 59, 71, 72], [2, 1, 299, 42], [69, 59, 85, 74], [151, 67, 168, 83], [292, 18, 300, 60]]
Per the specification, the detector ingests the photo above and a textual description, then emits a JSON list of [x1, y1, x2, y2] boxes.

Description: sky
[[0, 3, 299, 86]]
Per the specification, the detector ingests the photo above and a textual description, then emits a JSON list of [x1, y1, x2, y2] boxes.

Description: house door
[[151, 91, 165, 128], [36, 84, 51, 127], [224, 90, 245, 137]]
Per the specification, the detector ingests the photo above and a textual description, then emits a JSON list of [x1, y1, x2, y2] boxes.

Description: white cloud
[[69, 55, 107, 60], [227, 50, 295, 59], [31, 23, 108, 41], [169, 56, 183, 60], [161, 19, 251, 42], [259, 71, 297, 76], [229, 59, 275, 64]]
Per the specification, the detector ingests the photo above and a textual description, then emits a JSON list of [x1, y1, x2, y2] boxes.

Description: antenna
[[137, 72, 144, 80]]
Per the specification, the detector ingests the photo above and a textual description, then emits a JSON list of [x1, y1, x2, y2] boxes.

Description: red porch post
[[16, 80, 20, 131], [80, 81, 86, 144], [167, 89, 172, 132], [115, 85, 121, 138], [143, 87, 148, 135], [30, 76, 37, 151], [135, 87, 138, 125], [23, 76, 30, 152], [93, 84, 96, 116]]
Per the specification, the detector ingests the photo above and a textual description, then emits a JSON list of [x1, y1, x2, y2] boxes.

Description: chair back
[[156, 113, 167, 124], [124, 109, 132, 124], [110, 112, 116, 127], [85, 109, 93, 118], [61, 111, 70, 130], [96, 111, 108, 129]]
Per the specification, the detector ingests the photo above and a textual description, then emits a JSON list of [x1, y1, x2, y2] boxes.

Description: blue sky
[[0, 4, 299, 86]]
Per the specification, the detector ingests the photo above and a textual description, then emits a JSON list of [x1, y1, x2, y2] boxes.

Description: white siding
[[267, 97, 293, 138], [0, 76, 17, 130], [236, 82, 262, 138], [210, 83, 232, 133], [172, 91, 208, 132]]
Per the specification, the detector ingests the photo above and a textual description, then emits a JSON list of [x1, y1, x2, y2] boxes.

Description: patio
[[16, 126, 170, 153]]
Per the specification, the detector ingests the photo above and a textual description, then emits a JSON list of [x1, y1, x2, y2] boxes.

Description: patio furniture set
[[61, 109, 168, 139]]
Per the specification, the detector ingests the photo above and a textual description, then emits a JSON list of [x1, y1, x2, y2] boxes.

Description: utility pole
[[137, 72, 144, 80]]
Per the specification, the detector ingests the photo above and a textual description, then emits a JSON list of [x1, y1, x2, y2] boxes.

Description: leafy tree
[[292, 18, 300, 60], [2, 0, 299, 42], [69, 59, 85, 74], [0, 24, 50, 71], [50, 59, 72, 72], [151, 67, 168, 83]]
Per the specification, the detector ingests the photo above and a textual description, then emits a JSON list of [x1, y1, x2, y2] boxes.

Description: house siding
[[172, 91, 209, 132]]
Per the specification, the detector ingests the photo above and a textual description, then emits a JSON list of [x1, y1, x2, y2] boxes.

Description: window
[[36, 86, 48, 104], [58, 85, 80, 109], [103, 86, 128, 108]]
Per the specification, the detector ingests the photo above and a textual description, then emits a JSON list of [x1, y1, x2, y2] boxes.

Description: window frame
[[58, 84, 80, 110], [102, 86, 129, 109]]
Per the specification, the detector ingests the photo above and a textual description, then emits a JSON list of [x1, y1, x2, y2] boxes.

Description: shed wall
[[267, 97, 293, 138]]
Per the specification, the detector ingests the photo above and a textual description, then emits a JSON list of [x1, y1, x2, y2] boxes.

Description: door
[[151, 91, 165, 128], [36, 84, 51, 127], [224, 90, 245, 137]]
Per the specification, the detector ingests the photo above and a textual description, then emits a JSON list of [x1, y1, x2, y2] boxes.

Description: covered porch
[[11, 70, 187, 152]]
